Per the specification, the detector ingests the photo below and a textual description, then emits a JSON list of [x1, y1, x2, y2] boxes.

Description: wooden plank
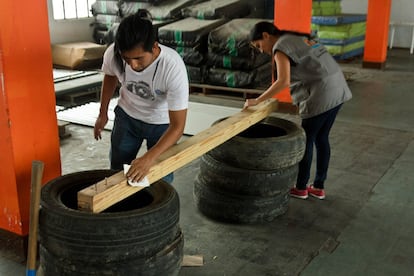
[[181, 255, 204, 267], [77, 99, 278, 213]]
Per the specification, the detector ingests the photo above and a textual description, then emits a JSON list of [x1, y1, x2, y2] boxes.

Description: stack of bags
[[158, 0, 252, 84], [312, 0, 341, 16], [181, 0, 249, 20], [206, 18, 272, 88], [311, 0, 367, 60], [91, 0, 122, 44], [158, 17, 226, 83], [93, 0, 203, 45]]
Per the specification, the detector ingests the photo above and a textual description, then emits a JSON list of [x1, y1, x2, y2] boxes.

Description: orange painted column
[[0, 1, 61, 236], [363, 0, 392, 69], [274, 0, 312, 104]]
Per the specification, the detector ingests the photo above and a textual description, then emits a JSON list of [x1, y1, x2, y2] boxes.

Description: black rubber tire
[[39, 170, 181, 275], [193, 176, 289, 224], [199, 153, 298, 196], [208, 116, 306, 170], [39, 231, 184, 276]]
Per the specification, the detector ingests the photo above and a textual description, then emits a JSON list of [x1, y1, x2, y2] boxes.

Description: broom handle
[[26, 161, 44, 276]]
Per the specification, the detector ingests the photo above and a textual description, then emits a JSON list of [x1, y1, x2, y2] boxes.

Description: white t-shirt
[[102, 43, 189, 124]]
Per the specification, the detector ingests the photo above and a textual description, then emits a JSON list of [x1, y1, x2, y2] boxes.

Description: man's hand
[[126, 154, 155, 182], [94, 114, 108, 140]]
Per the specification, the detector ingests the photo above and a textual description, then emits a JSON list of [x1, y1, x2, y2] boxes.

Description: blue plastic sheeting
[[319, 35, 365, 46], [312, 13, 367, 25]]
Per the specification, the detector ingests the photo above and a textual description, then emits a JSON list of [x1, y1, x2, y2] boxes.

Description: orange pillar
[[363, 0, 392, 69], [274, 0, 312, 104], [0, 0, 61, 236]]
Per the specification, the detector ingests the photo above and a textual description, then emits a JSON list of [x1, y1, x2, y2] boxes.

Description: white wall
[[389, 0, 414, 48], [47, 0, 95, 44], [341, 0, 414, 49]]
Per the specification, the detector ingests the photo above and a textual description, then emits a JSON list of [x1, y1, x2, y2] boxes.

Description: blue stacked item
[[312, 1, 367, 60]]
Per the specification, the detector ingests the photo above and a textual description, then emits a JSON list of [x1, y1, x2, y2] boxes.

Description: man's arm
[[94, 74, 119, 140], [126, 108, 187, 182]]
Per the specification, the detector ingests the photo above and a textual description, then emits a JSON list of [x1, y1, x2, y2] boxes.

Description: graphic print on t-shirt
[[126, 80, 155, 100]]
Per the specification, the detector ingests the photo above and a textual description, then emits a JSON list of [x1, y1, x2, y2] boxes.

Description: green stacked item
[[312, 0, 342, 16], [312, 21, 366, 40], [312, 12, 367, 60]]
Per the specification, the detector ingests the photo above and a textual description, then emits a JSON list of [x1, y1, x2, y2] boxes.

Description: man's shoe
[[290, 187, 308, 199], [307, 185, 325, 199]]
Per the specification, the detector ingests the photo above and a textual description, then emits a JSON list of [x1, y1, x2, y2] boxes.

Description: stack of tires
[[39, 170, 183, 276], [194, 117, 306, 224]]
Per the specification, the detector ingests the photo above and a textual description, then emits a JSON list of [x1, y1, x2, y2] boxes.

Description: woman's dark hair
[[114, 9, 156, 72], [249, 21, 310, 41]]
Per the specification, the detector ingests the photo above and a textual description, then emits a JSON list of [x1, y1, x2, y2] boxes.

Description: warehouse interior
[[1, 0, 414, 275]]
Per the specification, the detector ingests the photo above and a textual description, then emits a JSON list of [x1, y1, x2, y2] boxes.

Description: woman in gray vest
[[245, 21, 352, 200]]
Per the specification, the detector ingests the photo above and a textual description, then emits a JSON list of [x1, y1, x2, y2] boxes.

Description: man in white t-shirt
[[94, 10, 189, 183]]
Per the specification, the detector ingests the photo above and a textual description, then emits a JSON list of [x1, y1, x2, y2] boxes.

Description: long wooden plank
[[77, 99, 278, 212]]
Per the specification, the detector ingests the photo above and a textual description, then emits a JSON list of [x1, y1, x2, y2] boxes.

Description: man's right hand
[[94, 114, 108, 140]]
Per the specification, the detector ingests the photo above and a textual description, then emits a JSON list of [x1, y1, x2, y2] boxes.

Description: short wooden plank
[[181, 255, 204, 267], [77, 99, 278, 213]]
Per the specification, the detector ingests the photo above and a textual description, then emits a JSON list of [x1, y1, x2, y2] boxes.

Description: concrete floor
[[1, 48, 414, 276]]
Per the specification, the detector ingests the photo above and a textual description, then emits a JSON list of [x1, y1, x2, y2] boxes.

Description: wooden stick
[[182, 255, 204, 267], [26, 160, 44, 276], [78, 99, 278, 213]]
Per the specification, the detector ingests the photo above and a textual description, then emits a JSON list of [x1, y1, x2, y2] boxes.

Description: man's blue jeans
[[110, 105, 173, 183], [296, 104, 342, 190]]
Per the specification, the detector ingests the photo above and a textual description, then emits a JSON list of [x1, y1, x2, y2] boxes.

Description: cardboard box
[[52, 42, 107, 70]]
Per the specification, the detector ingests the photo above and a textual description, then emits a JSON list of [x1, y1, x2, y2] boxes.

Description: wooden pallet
[[57, 87, 101, 107], [189, 83, 298, 114], [58, 120, 71, 139]]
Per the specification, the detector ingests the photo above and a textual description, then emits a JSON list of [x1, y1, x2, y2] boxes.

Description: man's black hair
[[114, 9, 156, 72]]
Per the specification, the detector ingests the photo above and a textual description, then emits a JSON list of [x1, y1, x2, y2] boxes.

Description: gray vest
[[273, 34, 352, 118]]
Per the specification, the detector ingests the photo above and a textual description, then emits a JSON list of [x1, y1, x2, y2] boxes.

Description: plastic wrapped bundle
[[174, 46, 205, 66], [94, 14, 122, 30], [120, 0, 171, 4], [119, 1, 152, 17], [311, 13, 366, 59], [186, 65, 205, 83], [311, 13, 367, 25], [314, 21, 366, 40], [312, 0, 341, 16], [324, 38, 365, 59], [252, 62, 272, 88], [206, 63, 272, 88], [206, 52, 269, 71], [147, 0, 205, 20], [206, 67, 257, 88], [158, 17, 225, 47], [92, 0, 122, 44], [104, 20, 177, 45], [208, 18, 272, 57], [181, 0, 250, 20], [92, 0, 120, 15]]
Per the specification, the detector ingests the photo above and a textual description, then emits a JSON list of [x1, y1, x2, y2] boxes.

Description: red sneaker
[[307, 185, 325, 199], [290, 187, 308, 199]]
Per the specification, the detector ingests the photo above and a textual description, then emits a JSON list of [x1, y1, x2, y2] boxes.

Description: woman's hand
[[243, 98, 259, 110]]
